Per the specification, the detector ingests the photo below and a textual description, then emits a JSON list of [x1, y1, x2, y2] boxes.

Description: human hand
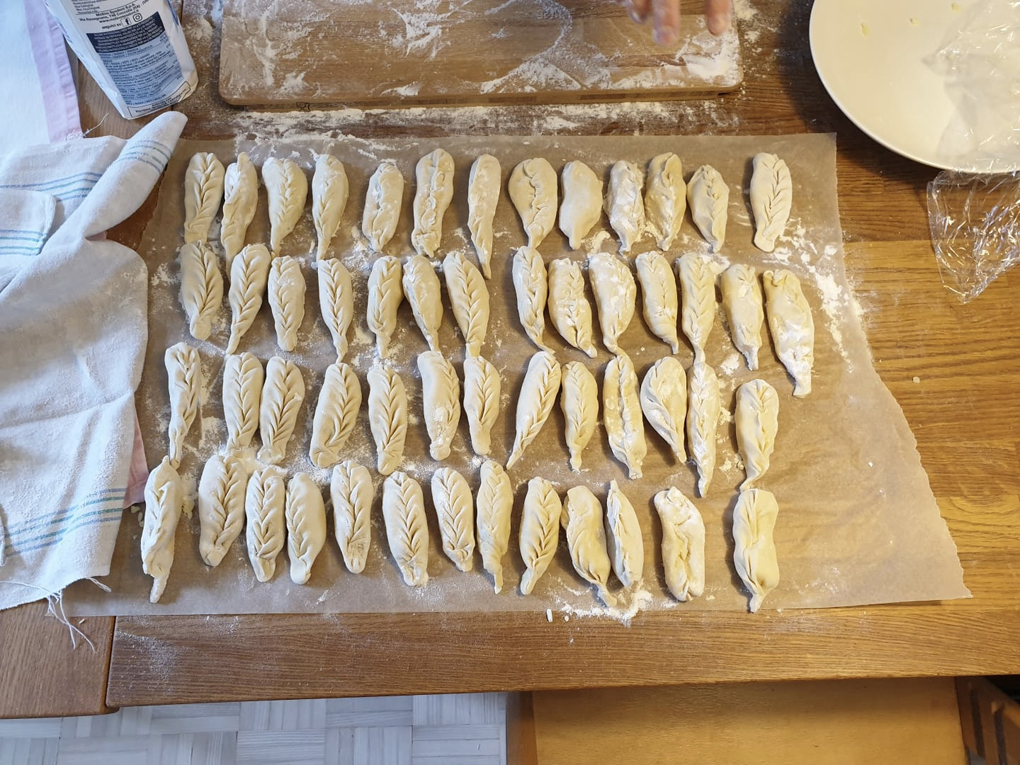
[[620, 0, 731, 46]]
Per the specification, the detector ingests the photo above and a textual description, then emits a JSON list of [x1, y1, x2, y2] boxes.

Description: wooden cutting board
[[219, 0, 743, 107]]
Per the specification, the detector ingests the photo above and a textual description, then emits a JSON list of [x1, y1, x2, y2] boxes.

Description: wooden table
[[4, 0, 1020, 718]]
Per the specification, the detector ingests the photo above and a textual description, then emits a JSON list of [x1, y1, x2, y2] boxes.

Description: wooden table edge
[[105, 604, 1020, 707]]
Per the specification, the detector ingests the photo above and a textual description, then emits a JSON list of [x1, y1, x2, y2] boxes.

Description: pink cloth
[[25, 0, 81, 143]]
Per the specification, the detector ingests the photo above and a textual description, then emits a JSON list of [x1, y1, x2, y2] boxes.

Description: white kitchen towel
[[0, 111, 186, 610]]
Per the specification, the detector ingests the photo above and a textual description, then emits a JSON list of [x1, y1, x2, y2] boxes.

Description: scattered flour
[[554, 585, 656, 626], [719, 351, 741, 376]]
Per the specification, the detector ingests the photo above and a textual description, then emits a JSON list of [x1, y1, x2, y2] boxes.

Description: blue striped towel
[[0, 112, 186, 610]]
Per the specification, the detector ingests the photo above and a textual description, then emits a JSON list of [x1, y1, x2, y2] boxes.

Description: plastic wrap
[[927, 0, 1020, 171], [928, 171, 1020, 303]]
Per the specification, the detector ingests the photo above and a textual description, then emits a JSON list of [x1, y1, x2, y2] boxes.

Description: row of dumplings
[[140, 449, 778, 612], [181, 147, 792, 282]]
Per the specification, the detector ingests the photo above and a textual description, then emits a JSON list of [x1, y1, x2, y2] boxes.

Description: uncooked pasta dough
[[258, 356, 305, 465], [463, 355, 500, 457], [141, 455, 185, 603], [366, 255, 404, 358], [563, 485, 615, 607], [686, 360, 720, 497], [431, 467, 476, 572], [285, 473, 327, 585], [262, 157, 308, 256], [635, 250, 680, 354], [178, 241, 222, 342], [476, 459, 513, 593], [222, 351, 263, 451], [547, 258, 597, 358], [518, 477, 561, 595], [639, 356, 687, 462], [330, 461, 374, 574], [507, 351, 562, 469], [512, 246, 551, 351], [732, 487, 780, 612], [558, 160, 602, 250], [603, 354, 646, 480], [197, 453, 248, 568], [560, 361, 598, 472], [749, 152, 792, 253], [605, 160, 645, 255], [443, 251, 489, 357], [402, 255, 443, 352], [367, 363, 408, 476], [183, 151, 224, 245], [311, 153, 349, 261], [467, 154, 501, 278], [604, 479, 644, 589], [686, 164, 728, 252], [676, 252, 717, 363], [363, 160, 404, 253], [226, 243, 271, 354], [245, 465, 286, 583], [309, 362, 362, 469], [588, 251, 636, 355], [382, 471, 429, 587], [720, 263, 765, 371], [653, 486, 705, 602], [318, 258, 354, 360], [735, 379, 780, 490], [509, 157, 558, 249], [267, 256, 306, 352], [220, 152, 258, 272], [763, 268, 815, 398], [418, 351, 461, 461], [411, 148, 455, 258], [165, 342, 201, 470], [644, 153, 686, 251]]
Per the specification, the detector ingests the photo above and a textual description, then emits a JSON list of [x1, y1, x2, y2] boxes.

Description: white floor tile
[[1, 693, 509, 765], [234, 730, 326, 763], [0, 718, 62, 739]]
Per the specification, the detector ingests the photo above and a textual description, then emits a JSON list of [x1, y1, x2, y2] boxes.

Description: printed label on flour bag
[[45, 0, 198, 119]]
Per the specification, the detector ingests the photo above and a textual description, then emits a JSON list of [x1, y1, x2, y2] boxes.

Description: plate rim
[[807, 0, 1018, 174]]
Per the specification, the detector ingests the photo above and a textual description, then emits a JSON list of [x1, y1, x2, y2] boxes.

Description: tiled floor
[[0, 693, 507, 765]]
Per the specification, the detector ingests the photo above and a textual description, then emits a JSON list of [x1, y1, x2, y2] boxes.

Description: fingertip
[[706, 0, 731, 35], [628, 0, 651, 23], [653, 25, 678, 46]]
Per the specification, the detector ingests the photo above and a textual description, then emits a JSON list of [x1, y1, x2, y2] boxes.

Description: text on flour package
[[45, 0, 197, 119]]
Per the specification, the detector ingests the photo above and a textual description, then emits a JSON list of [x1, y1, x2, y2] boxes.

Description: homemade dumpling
[[686, 164, 728, 252], [558, 160, 602, 250], [262, 157, 308, 256], [735, 379, 780, 490], [547, 258, 597, 358], [588, 251, 636, 355], [763, 268, 815, 397], [411, 148, 455, 258], [603, 354, 646, 480], [733, 488, 781, 612], [509, 158, 558, 249]]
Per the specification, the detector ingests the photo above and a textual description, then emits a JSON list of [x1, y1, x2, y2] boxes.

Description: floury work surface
[[65, 132, 968, 618], [218, 0, 743, 107]]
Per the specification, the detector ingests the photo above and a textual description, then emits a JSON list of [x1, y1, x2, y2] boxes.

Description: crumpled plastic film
[[928, 170, 1020, 302], [927, 0, 1020, 171]]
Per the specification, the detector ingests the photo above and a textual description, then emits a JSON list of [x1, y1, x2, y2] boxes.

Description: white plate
[[809, 0, 1019, 173]]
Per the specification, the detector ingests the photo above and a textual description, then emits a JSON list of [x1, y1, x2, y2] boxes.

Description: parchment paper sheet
[[65, 133, 970, 617]]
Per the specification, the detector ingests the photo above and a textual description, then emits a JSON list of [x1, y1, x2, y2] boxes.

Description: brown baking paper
[[65, 133, 970, 617]]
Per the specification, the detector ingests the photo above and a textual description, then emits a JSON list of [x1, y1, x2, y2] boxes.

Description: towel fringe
[[0, 580, 97, 651]]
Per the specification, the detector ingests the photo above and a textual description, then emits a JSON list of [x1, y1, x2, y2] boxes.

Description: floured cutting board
[[219, 0, 743, 107]]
